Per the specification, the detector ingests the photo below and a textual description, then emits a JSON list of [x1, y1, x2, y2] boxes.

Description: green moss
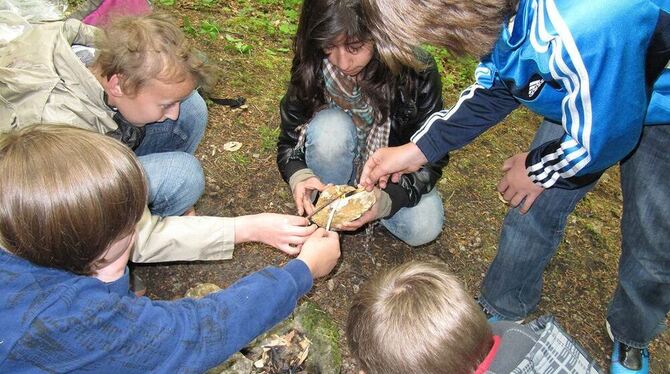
[[294, 301, 342, 373]]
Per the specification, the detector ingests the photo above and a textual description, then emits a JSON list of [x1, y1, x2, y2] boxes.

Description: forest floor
[[133, 1, 669, 372]]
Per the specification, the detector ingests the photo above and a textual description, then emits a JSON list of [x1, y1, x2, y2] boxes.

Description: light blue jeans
[[134, 91, 207, 216], [305, 108, 444, 246], [479, 120, 670, 348]]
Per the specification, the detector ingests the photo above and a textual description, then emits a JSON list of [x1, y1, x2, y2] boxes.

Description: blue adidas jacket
[[0, 249, 312, 372], [412, 0, 670, 189]]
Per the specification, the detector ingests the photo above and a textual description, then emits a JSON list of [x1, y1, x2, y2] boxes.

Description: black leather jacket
[[276, 59, 449, 217]]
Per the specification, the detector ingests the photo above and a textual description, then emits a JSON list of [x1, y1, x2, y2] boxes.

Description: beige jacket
[[0, 17, 235, 262]]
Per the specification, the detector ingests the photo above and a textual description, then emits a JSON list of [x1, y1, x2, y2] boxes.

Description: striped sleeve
[[411, 79, 519, 162], [524, 0, 658, 189]]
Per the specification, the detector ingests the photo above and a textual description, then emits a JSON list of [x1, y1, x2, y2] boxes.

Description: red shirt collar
[[474, 335, 501, 374]]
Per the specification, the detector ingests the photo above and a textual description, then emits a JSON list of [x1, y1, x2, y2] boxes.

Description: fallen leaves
[[251, 329, 311, 373], [223, 141, 243, 151]]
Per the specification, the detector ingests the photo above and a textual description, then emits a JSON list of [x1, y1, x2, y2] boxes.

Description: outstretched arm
[[234, 213, 317, 255], [361, 80, 519, 189], [360, 142, 427, 189], [16, 230, 340, 372]]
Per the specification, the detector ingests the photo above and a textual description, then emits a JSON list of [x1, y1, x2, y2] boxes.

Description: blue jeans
[[134, 91, 207, 216], [305, 108, 444, 246], [479, 120, 670, 348]]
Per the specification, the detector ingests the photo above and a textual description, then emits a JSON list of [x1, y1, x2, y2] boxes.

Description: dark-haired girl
[[276, 0, 448, 246]]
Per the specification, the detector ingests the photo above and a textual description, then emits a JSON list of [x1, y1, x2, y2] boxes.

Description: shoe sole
[[606, 320, 614, 342], [487, 315, 524, 324]]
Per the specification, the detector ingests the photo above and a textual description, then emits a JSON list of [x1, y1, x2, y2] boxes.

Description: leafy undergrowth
[[134, 1, 669, 372]]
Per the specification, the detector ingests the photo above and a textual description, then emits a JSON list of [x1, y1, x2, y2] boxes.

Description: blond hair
[[0, 125, 147, 275], [361, 0, 518, 72], [346, 261, 492, 374], [93, 12, 210, 96]]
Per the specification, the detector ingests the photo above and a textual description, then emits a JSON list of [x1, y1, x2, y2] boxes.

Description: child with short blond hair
[[0, 125, 340, 372], [0, 13, 318, 267], [93, 12, 210, 101], [347, 261, 601, 374], [347, 261, 492, 374]]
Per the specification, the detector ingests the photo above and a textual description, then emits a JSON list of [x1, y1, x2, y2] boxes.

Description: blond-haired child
[[0, 13, 318, 267], [347, 261, 600, 373]]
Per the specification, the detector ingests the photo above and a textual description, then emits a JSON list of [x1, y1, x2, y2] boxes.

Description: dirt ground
[[135, 1, 669, 372]]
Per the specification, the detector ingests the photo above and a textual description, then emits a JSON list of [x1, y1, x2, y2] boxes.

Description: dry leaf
[[298, 337, 311, 350], [297, 346, 309, 366], [282, 330, 296, 343], [253, 358, 265, 368], [223, 141, 242, 151], [497, 191, 508, 204]]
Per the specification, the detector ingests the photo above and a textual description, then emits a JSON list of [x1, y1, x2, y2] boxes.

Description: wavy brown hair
[[0, 125, 147, 275], [93, 12, 211, 96], [347, 261, 493, 374], [362, 0, 519, 72], [288, 0, 396, 120]]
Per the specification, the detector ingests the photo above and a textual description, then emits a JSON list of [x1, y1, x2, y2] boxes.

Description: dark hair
[[288, 0, 396, 120], [0, 125, 147, 275]]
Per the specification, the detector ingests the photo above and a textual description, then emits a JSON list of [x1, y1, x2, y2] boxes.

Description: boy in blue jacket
[[358, 0, 670, 372], [0, 125, 340, 372]]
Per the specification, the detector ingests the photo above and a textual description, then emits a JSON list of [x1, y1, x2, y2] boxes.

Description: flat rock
[[184, 283, 222, 298], [311, 185, 375, 229]]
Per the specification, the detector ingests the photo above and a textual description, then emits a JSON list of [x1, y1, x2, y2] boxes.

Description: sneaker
[[607, 321, 650, 373], [486, 313, 524, 324], [478, 300, 524, 324], [610, 341, 649, 373]]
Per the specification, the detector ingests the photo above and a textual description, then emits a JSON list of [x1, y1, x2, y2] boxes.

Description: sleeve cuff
[[413, 137, 441, 164], [288, 168, 317, 192], [375, 190, 392, 219], [283, 160, 309, 183], [283, 259, 313, 297], [382, 183, 411, 216], [131, 209, 235, 263]]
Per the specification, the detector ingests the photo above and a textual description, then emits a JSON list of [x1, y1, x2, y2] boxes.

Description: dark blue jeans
[[479, 121, 670, 348], [134, 91, 207, 216]]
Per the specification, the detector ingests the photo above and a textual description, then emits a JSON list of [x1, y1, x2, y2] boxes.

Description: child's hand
[[235, 213, 317, 255], [337, 188, 383, 231], [297, 228, 340, 278], [360, 143, 427, 190], [292, 177, 327, 216], [497, 152, 545, 213]]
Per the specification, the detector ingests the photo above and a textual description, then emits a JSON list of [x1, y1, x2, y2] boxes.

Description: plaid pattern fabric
[[322, 59, 391, 179], [501, 315, 603, 374], [293, 59, 391, 180]]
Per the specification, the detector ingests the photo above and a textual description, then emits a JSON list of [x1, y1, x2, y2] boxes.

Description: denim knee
[[139, 152, 205, 216], [177, 91, 208, 154], [382, 189, 444, 246], [305, 108, 358, 184], [135, 91, 208, 156]]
